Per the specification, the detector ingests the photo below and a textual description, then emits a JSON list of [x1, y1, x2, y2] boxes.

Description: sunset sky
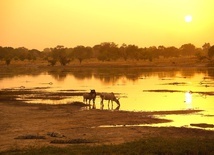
[[1, 0, 213, 50]]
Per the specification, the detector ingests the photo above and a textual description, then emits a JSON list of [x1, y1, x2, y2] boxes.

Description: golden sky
[[0, 0, 213, 50]]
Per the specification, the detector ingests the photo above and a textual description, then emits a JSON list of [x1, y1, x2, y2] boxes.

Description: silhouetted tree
[[15, 47, 28, 61], [157, 45, 166, 57], [73, 46, 92, 64], [126, 44, 139, 60], [195, 48, 207, 62], [208, 45, 214, 59], [165, 46, 179, 57], [202, 43, 210, 52], [96, 42, 119, 61], [50, 45, 71, 66], [147, 46, 159, 61], [3, 47, 14, 65], [0, 46, 4, 60], [28, 49, 40, 61], [180, 43, 196, 56]]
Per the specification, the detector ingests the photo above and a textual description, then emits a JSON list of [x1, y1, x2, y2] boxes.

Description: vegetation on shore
[[0, 42, 214, 67]]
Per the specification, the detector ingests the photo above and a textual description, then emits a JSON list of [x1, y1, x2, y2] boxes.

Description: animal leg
[[100, 99, 104, 110]]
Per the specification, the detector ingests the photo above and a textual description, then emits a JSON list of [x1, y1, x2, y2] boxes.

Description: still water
[[1, 67, 214, 129]]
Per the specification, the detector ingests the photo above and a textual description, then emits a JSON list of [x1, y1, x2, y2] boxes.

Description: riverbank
[[0, 56, 213, 68], [0, 101, 213, 154]]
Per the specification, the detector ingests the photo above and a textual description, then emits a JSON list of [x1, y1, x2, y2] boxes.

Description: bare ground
[[0, 101, 213, 152]]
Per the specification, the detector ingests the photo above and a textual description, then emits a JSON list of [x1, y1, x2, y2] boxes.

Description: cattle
[[83, 90, 96, 106], [100, 92, 120, 109]]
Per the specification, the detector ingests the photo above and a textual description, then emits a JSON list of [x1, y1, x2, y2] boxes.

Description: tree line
[[0, 42, 214, 66]]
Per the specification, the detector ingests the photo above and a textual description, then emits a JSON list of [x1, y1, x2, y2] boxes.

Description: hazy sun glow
[[185, 15, 193, 23], [0, 0, 214, 50]]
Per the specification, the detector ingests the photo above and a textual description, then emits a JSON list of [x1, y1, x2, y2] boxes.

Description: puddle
[[96, 114, 214, 131]]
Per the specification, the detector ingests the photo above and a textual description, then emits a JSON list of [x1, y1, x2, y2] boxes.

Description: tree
[[94, 44, 111, 61], [208, 45, 214, 59], [73, 46, 92, 64], [0, 46, 4, 60], [146, 46, 158, 61], [3, 47, 14, 65], [164, 46, 179, 58], [195, 48, 207, 62], [49, 45, 71, 66], [28, 49, 41, 61], [125, 44, 139, 60], [119, 44, 128, 61], [180, 43, 196, 56], [95, 42, 119, 61], [15, 47, 28, 61], [202, 43, 210, 52]]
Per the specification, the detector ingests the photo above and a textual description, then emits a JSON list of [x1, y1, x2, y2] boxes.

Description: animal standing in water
[[100, 92, 120, 109], [83, 90, 97, 107]]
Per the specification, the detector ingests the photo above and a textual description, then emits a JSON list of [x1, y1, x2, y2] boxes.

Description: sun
[[185, 15, 192, 23]]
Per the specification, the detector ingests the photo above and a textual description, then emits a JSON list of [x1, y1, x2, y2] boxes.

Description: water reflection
[[0, 67, 214, 129], [100, 101, 120, 111], [1, 67, 214, 82], [83, 103, 120, 111], [185, 91, 193, 110], [46, 67, 214, 84]]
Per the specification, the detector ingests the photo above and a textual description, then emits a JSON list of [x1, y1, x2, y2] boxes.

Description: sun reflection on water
[[0, 68, 214, 130]]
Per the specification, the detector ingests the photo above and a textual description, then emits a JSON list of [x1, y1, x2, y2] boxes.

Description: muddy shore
[[1, 101, 213, 152], [1, 63, 214, 153]]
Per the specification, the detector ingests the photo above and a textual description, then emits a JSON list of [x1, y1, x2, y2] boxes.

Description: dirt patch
[[50, 139, 94, 144], [0, 101, 213, 152], [14, 134, 46, 139]]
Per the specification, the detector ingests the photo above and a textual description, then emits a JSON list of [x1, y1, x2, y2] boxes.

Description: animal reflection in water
[[100, 92, 120, 110], [83, 90, 96, 108]]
